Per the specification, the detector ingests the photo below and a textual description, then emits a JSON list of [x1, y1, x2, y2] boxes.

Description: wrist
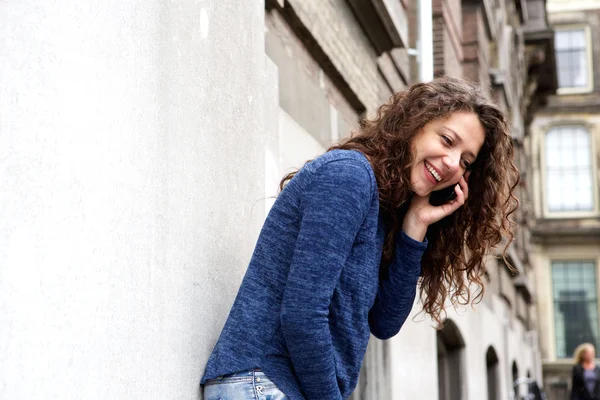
[[402, 213, 428, 242]]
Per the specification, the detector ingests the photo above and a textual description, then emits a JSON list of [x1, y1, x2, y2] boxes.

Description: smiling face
[[409, 111, 486, 196]]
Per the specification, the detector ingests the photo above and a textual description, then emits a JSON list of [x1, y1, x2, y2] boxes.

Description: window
[[554, 27, 592, 91], [437, 320, 465, 400], [512, 362, 519, 396], [486, 347, 499, 400], [552, 261, 599, 358], [544, 126, 594, 213]]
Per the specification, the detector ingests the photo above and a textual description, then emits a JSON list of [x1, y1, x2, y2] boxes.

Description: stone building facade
[[262, 1, 556, 399], [528, 1, 600, 399]]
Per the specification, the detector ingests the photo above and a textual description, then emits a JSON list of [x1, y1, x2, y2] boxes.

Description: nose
[[442, 153, 461, 172]]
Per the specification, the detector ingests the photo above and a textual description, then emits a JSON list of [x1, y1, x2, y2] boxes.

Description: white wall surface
[[389, 304, 438, 400], [263, 108, 326, 213], [278, 109, 326, 176], [0, 1, 275, 398], [547, 0, 600, 12]]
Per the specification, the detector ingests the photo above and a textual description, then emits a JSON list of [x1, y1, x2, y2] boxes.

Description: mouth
[[424, 161, 442, 183]]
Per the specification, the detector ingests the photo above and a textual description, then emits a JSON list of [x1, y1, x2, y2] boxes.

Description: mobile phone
[[429, 185, 457, 206]]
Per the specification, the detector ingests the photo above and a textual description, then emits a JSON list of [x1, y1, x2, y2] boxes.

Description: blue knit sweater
[[201, 150, 427, 399]]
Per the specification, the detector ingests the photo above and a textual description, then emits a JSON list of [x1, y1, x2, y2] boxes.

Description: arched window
[[512, 361, 520, 397], [544, 126, 594, 212], [437, 319, 465, 400], [486, 346, 499, 400]]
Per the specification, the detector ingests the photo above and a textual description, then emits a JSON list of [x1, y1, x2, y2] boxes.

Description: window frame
[[539, 122, 598, 218], [554, 25, 594, 95], [548, 258, 600, 360]]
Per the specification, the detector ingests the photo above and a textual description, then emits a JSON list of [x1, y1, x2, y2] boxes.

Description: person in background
[[201, 77, 520, 400], [571, 343, 600, 400]]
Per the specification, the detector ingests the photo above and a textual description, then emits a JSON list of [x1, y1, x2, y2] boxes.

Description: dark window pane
[[552, 261, 599, 358]]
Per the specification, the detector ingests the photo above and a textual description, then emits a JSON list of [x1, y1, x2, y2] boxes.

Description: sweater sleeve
[[368, 231, 427, 340], [280, 159, 373, 400]]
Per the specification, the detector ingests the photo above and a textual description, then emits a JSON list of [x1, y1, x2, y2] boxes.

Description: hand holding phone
[[429, 171, 471, 206], [429, 185, 457, 206], [404, 174, 470, 241]]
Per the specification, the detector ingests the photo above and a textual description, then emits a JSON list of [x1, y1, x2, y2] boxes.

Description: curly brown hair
[[280, 76, 520, 327]]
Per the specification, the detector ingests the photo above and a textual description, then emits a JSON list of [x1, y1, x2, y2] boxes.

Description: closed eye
[[462, 159, 472, 170], [442, 135, 453, 145]]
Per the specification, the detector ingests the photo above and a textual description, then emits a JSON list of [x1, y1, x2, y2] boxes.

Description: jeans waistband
[[204, 369, 267, 384]]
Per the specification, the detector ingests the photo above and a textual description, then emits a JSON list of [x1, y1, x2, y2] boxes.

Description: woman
[[571, 343, 600, 400], [201, 77, 519, 400]]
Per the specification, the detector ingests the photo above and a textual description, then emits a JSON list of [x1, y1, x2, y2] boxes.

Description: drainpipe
[[418, 0, 434, 82], [408, 0, 433, 82]]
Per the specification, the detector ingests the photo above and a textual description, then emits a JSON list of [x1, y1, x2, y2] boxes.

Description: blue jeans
[[203, 370, 288, 400]]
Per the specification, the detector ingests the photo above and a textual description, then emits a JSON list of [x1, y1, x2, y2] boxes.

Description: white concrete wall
[[0, 1, 276, 398], [389, 305, 438, 399], [263, 108, 326, 213]]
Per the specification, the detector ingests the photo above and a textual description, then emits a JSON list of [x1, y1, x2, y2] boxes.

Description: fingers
[[453, 184, 465, 207], [445, 178, 467, 215], [446, 175, 469, 209], [458, 175, 469, 201], [412, 177, 470, 226], [465, 170, 472, 182], [431, 184, 463, 219]]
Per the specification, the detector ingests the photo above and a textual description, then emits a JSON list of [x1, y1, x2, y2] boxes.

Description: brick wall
[[285, 0, 393, 114], [266, 9, 359, 143], [462, 3, 491, 89], [433, 0, 464, 77]]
